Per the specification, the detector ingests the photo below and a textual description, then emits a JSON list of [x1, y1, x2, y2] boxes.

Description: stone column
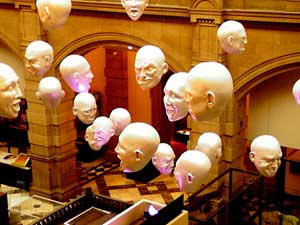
[[16, 0, 81, 201]]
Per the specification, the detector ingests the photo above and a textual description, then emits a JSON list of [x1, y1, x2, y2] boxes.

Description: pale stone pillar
[[16, 0, 81, 201]]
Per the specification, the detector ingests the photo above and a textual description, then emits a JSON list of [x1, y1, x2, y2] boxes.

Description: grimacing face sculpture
[[0, 63, 23, 118], [196, 132, 222, 165], [249, 135, 282, 177], [184, 61, 233, 121], [135, 45, 168, 90], [115, 122, 160, 173], [36, 76, 65, 112], [121, 0, 149, 21], [36, 0, 72, 30], [163, 72, 189, 122], [59, 54, 94, 93], [174, 150, 211, 194], [109, 107, 131, 136], [72, 92, 97, 125], [85, 116, 115, 151], [24, 40, 54, 78], [152, 143, 175, 175], [217, 20, 247, 54]]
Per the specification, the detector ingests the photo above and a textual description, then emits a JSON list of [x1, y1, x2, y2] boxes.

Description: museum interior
[[0, 0, 300, 224]]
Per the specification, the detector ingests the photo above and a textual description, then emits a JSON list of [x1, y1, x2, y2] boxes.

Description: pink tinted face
[[93, 128, 112, 148], [70, 70, 94, 93]]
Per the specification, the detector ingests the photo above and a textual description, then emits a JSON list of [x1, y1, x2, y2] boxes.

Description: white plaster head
[[24, 40, 54, 78], [292, 79, 300, 106], [195, 132, 222, 165], [85, 116, 115, 151], [72, 92, 97, 125], [36, 76, 65, 111], [0, 63, 23, 118], [121, 0, 149, 21], [152, 143, 175, 175], [217, 20, 247, 54], [59, 54, 94, 93], [135, 45, 168, 90], [174, 150, 211, 194], [184, 62, 233, 121], [115, 122, 160, 173], [36, 0, 72, 30], [163, 72, 189, 122], [249, 135, 282, 177], [109, 108, 131, 136]]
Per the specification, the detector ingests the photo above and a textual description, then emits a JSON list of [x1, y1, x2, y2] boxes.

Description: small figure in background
[[85, 116, 115, 151], [109, 108, 131, 136], [174, 150, 211, 193], [217, 20, 247, 54], [249, 135, 282, 177], [0, 63, 23, 118], [196, 132, 222, 165], [152, 143, 175, 175], [72, 92, 97, 125], [59, 54, 94, 93], [24, 40, 54, 78], [36, 0, 72, 30], [184, 61, 233, 121], [163, 72, 189, 122], [115, 122, 160, 173], [121, 0, 149, 21], [135, 45, 168, 90], [36, 76, 65, 112]]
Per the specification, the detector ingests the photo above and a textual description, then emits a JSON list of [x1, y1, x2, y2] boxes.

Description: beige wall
[[247, 71, 300, 148]]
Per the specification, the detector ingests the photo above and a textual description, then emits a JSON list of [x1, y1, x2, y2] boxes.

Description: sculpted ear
[[36, 91, 41, 100], [135, 149, 143, 161], [187, 173, 194, 184], [152, 156, 157, 165], [249, 151, 255, 162], [72, 107, 77, 116], [121, 0, 125, 7], [207, 91, 215, 109], [162, 62, 168, 75], [227, 35, 234, 45], [40, 6, 50, 22]]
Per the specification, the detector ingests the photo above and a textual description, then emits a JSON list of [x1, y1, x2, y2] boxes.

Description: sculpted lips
[[166, 105, 176, 117]]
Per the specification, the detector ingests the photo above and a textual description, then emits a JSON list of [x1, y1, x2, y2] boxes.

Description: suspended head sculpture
[[59, 54, 94, 93], [36, 0, 72, 30], [152, 143, 175, 175], [196, 132, 222, 165], [24, 40, 54, 78], [0, 63, 23, 118], [292, 79, 300, 106], [249, 135, 282, 177], [135, 45, 168, 90], [217, 20, 247, 54], [174, 150, 211, 194], [73, 92, 97, 125], [36, 76, 65, 112], [115, 122, 160, 173], [163, 72, 189, 122], [85, 116, 115, 151], [121, 0, 149, 21], [184, 61, 233, 121], [109, 108, 131, 136]]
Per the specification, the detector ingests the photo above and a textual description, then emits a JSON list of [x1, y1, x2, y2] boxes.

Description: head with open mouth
[[121, 0, 149, 21]]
